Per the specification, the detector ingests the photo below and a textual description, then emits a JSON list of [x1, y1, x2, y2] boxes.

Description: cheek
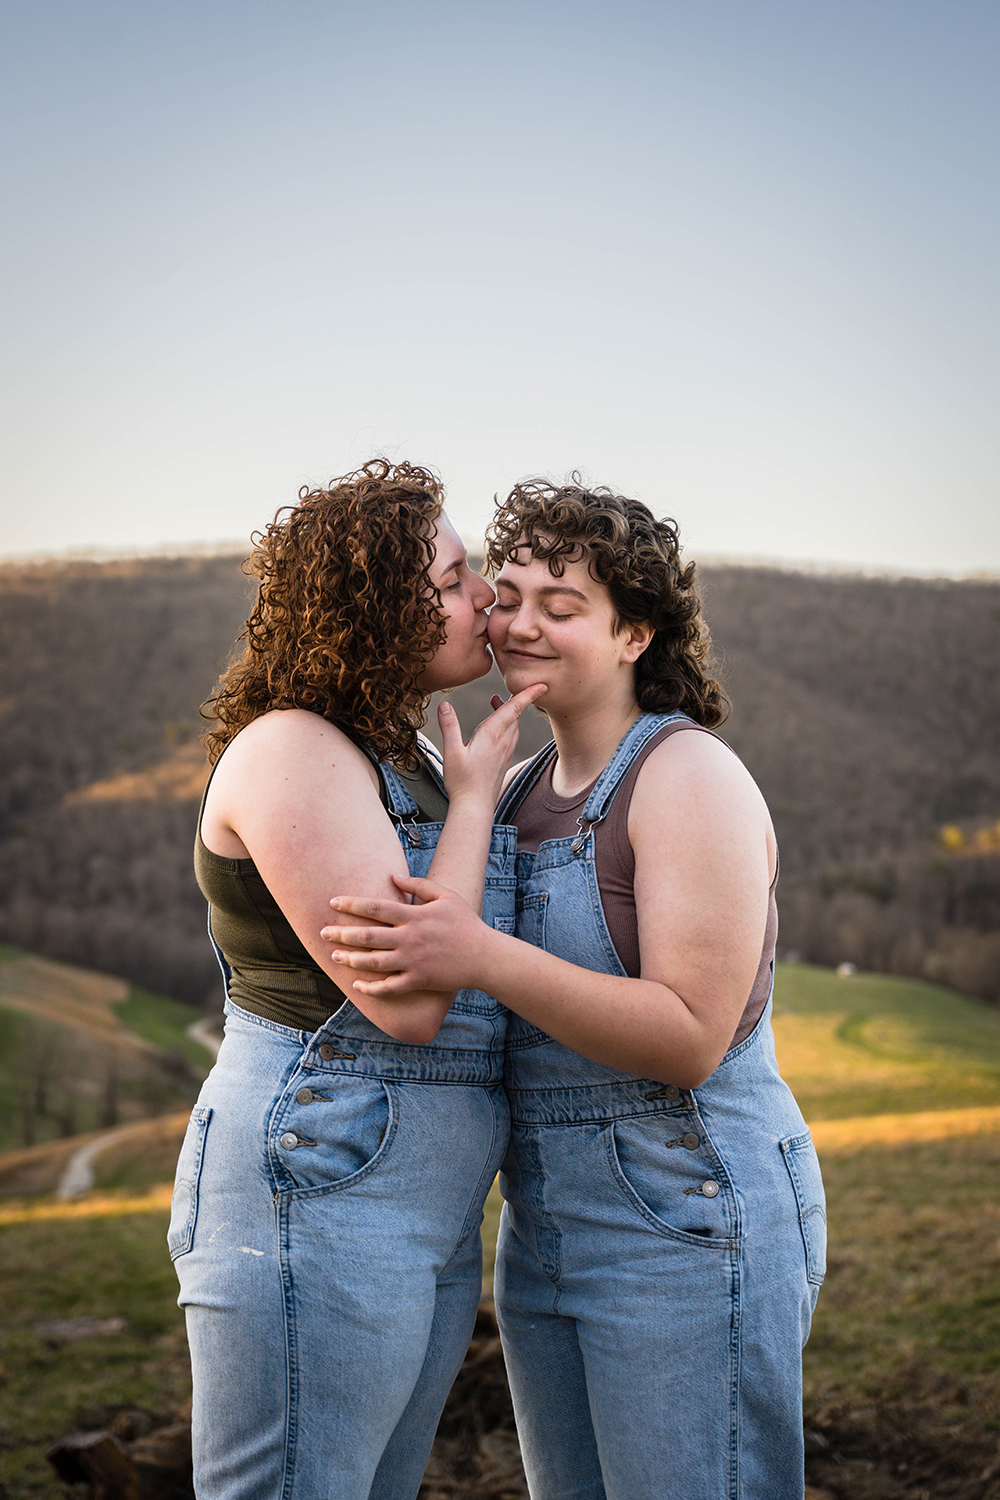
[[487, 612, 507, 650]]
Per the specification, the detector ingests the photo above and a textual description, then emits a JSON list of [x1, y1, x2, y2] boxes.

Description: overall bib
[[170, 756, 517, 1500], [494, 713, 826, 1500]]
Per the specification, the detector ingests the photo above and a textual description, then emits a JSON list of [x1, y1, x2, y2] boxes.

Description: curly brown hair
[[485, 476, 729, 728], [203, 459, 448, 766]]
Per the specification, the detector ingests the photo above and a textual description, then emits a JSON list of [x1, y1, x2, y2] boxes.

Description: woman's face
[[417, 513, 497, 693], [487, 546, 650, 717]]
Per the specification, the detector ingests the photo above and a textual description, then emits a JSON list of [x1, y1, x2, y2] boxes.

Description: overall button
[[296, 1088, 314, 1105], [682, 1132, 700, 1150], [665, 1085, 681, 1101], [280, 1132, 300, 1150], [701, 1180, 720, 1198], [318, 1043, 336, 1061]]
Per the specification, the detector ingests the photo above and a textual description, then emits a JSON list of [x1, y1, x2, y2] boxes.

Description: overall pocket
[[168, 1106, 212, 1261], [781, 1132, 827, 1285], [608, 1112, 741, 1245], [272, 1075, 396, 1196]]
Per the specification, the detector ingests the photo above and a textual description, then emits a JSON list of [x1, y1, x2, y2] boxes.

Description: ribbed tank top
[[512, 722, 776, 1049]]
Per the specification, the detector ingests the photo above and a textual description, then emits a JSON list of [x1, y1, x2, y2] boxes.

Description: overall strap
[[574, 712, 692, 848], [415, 733, 446, 795], [350, 740, 421, 821], [496, 739, 559, 823]]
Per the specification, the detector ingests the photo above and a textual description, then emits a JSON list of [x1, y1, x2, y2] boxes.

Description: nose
[[474, 573, 495, 610], [506, 601, 540, 639]]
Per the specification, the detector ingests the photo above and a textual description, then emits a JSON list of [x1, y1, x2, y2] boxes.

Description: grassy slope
[[772, 965, 1000, 1416], [0, 950, 213, 1152], [2, 962, 1000, 1497]]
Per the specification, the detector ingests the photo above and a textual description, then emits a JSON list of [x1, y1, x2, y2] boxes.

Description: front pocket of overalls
[[608, 1114, 739, 1245], [272, 1075, 396, 1196], [168, 1106, 212, 1261], [515, 892, 548, 948], [781, 1132, 827, 1285]]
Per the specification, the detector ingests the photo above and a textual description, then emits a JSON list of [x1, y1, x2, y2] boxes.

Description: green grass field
[[2, 960, 1000, 1497], [113, 986, 216, 1070]]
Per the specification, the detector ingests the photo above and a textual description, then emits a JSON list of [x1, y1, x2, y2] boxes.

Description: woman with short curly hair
[[326, 476, 826, 1500], [170, 459, 543, 1500]]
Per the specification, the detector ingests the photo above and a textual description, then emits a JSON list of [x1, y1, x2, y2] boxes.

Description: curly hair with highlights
[[203, 459, 447, 767], [486, 476, 729, 728]]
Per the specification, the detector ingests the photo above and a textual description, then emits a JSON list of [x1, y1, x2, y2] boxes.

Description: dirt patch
[[804, 1383, 1000, 1500], [419, 1304, 528, 1499]]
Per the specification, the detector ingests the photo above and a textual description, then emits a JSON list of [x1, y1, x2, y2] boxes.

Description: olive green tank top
[[194, 738, 448, 1032]]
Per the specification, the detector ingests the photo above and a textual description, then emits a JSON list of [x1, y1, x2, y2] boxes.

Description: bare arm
[[322, 731, 775, 1085], [202, 688, 543, 1045]]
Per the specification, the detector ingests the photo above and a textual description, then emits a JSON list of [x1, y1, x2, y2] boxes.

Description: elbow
[[675, 1062, 718, 1091], [392, 1017, 444, 1046], [654, 1044, 729, 1093], [369, 993, 454, 1046]]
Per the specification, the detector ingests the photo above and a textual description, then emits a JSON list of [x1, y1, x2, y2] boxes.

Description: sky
[[2, 0, 998, 576]]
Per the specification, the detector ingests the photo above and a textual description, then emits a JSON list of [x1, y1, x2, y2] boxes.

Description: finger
[[508, 681, 548, 713], [437, 698, 466, 753], [490, 694, 504, 711], [351, 975, 412, 998], [389, 873, 453, 901], [321, 924, 399, 948], [327, 895, 410, 921], [330, 948, 400, 971]]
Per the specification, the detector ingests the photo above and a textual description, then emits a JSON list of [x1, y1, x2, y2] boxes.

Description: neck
[[547, 696, 643, 798]]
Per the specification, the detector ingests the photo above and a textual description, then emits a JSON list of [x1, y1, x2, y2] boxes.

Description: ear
[[620, 620, 654, 664]]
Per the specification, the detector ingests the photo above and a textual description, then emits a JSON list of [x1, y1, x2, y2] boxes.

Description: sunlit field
[[2, 960, 1000, 1497]]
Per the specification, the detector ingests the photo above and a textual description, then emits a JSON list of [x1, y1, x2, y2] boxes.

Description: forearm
[[458, 925, 732, 1088], [425, 795, 495, 914]]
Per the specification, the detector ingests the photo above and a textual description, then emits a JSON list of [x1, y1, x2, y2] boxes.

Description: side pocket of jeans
[[168, 1106, 212, 1261], [781, 1132, 827, 1286]]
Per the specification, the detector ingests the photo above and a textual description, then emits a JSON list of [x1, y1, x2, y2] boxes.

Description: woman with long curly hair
[[169, 459, 543, 1500], [324, 478, 827, 1500]]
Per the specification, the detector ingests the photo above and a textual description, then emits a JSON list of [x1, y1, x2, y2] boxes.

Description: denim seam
[[276, 1192, 298, 1500], [728, 1245, 743, 1500]]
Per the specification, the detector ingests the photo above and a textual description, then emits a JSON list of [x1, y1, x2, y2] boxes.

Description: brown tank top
[[512, 722, 777, 1049]]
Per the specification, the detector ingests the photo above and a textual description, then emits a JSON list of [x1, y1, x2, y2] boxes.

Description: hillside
[[1, 552, 998, 1005]]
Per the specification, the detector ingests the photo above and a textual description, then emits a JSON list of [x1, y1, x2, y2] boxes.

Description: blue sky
[[2, 0, 998, 574]]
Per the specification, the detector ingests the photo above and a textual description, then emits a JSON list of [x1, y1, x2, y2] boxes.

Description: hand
[[438, 682, 546, 808], [321, 875, 486, 996]]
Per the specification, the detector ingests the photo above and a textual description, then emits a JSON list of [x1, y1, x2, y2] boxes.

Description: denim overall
[[170, 753, 517, 1500], [493, 713, 826, 1500]]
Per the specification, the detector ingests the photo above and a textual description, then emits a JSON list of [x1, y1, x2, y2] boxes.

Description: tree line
[[1, 552, 998, 1008]]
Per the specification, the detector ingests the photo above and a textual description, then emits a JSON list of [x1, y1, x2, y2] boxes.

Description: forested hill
[[1, 553, 998, 1006]]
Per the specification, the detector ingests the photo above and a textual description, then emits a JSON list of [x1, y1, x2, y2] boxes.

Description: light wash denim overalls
[[170, 750, 517, 1500], [493, 713, 827, 1500]]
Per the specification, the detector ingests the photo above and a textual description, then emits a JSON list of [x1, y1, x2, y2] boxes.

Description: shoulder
[[635, 724, 756, 794], [629, 725, 775, 866], [211, 709, 381, 797]]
